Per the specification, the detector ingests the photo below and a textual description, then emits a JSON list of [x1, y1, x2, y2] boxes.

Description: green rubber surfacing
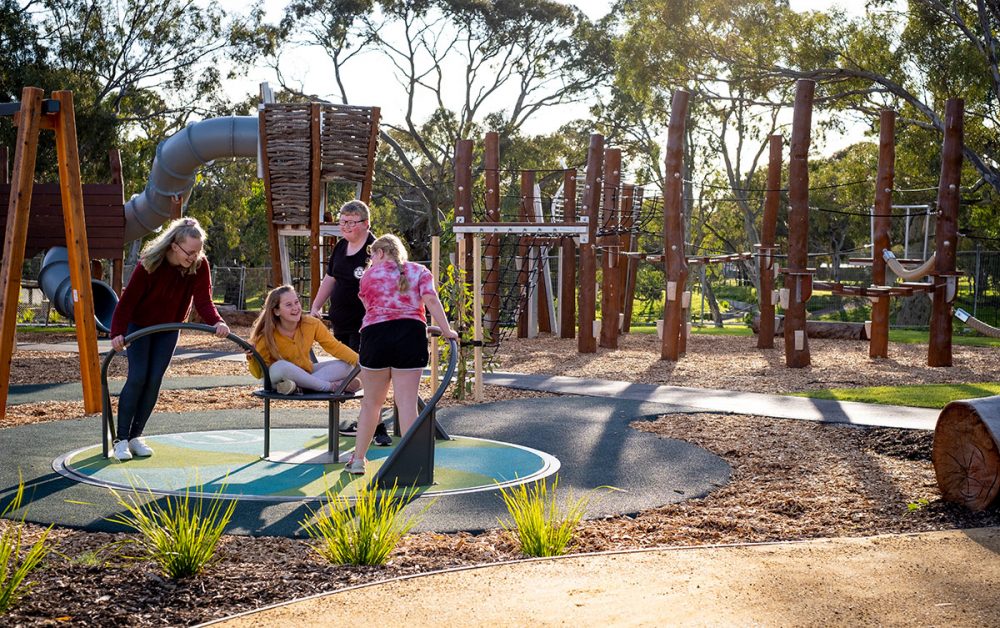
[[53, 429, 560, 501]]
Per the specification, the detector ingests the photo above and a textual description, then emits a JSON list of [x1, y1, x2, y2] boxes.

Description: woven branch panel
[[262, 105, 312, 224], [262, 103, 378, 226], [320, 104, 378, 183]]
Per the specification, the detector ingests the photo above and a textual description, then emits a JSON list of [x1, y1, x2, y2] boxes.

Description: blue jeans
[[116, 324, 179, 441]]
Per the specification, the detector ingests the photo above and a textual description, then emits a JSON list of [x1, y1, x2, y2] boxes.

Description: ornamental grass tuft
[[301, 479, 427, 566], [108, 482, 236, 579], [1, 477, 52, 613], [498, 475, 590, 557]]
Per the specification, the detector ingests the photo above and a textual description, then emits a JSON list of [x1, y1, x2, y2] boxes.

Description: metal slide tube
[[123, 116, 259, 242], [38, 247, 118, 333]]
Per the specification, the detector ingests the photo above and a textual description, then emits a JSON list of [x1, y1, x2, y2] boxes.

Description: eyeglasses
[[173, 241, 200, 259], [338, 218, 367, 228]]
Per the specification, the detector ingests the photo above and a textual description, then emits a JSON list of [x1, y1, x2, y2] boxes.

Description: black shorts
[[359, 319, 428, 370]]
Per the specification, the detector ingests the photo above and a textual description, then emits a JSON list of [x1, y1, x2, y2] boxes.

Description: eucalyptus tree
[[279, 0, 612, 254]]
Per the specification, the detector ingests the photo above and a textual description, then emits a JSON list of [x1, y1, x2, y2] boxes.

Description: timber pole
[[928, 99, 963, 367], [599, 148, 622, 349], [559, 168, 577, 338], [783, 80, 815, 368], [661, 90, 689, 361], [578, 134, 603, 353], [483, 132, 501, 341], [870, 110, 895, 359], [757, 135, 782, 349]]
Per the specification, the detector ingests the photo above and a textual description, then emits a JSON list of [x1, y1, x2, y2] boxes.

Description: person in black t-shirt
[[310, 200, 391, 445]]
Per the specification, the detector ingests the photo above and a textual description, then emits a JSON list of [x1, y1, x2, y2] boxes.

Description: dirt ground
[[2, 327, 1000, 626]]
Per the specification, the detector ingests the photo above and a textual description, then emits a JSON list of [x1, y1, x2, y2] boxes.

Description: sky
[[216, 0, 872, 156]]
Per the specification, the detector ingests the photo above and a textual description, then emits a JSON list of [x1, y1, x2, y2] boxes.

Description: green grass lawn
[[792, 383, 1000, 408]]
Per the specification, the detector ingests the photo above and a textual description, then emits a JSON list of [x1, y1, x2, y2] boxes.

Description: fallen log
[[750, 316, 869, 340], [932, 396, 1000, 511]]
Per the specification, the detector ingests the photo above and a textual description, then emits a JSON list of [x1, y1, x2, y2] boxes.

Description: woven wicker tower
[[258, 93, 380, 298]]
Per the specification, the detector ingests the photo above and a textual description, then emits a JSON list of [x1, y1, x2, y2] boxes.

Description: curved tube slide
[[38, 247, 118, 333], [124, 116, 259, 242], [39, 116, 259, 332]]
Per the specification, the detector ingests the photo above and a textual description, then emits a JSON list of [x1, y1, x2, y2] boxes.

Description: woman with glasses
[[310, 200, 393, 446], [108, 216, 230, 461]]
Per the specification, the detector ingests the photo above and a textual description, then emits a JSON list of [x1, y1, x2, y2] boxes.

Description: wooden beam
[[310, 103, 322, 301], [559, 168, 577, 339], [870, 111, 895, 359], [784, 80, 814, 368], [483, 132, 501, 341], [599, 148, 622, 349], [52, 90, 101, 413], [578, 134, 603, 354], [929, 99, 963, 367], [0, 87, 44, 419], [662, 90, 689, 361], [758, 135, 782, 349], [259, 104, 282, 288]]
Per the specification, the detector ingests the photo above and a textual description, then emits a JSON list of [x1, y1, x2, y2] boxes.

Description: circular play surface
[[53, 429, 560, 501]]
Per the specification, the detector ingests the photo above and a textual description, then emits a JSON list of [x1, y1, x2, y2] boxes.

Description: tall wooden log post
[[483, 132, 501, 341], [599, 148, 622, 349], [870, 110, 896, 359], [620, 184, 638, 333], [0, 88, 44, 418], [559, 168, 577, 339], [578, 134, 603, 353], [757, 135, 782, 349], [783, 80, 815, 368], [51, 91, 102, 412], [928, 99, 963, 367], [661, 90, 689, 361], [108, 149, 125, 294], [517, 170, 534, 338], [454, 139, 475, 341]]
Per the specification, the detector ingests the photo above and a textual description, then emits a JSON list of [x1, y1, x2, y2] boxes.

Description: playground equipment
[[1, 89, 104, 415], [99, 322, 458, 487]]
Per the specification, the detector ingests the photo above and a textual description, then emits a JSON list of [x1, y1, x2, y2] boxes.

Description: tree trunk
[[933, 396, 1000, 511]]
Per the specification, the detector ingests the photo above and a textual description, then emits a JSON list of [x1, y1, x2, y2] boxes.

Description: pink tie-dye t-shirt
[[359, 261, 435, 328]]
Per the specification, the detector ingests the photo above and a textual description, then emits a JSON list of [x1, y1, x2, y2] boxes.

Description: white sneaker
[[113, 439, 133, 461], [129, 437, 154, 457], [275, 380, 299, 395]]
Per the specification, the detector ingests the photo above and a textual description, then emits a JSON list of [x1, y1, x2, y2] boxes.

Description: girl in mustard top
[[247, 285, 360, 394]]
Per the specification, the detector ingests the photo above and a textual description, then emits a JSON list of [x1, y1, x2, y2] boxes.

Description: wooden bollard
[[932, 396, 1000, 511]]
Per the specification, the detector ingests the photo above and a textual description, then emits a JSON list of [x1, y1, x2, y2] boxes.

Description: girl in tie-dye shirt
[[345, 234, 458, 475]]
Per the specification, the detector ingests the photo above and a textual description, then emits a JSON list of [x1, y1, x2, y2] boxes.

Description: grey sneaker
[[129, 437, 154, 457], [275, 380, 298, 395], [113, 439, 133, 461], [345, 456, 366, 475]]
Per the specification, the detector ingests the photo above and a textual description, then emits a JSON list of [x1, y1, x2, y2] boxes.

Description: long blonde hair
[[369, 234, 410, 292], [250, 285, 297, 361], [139, 217, 207, 275]]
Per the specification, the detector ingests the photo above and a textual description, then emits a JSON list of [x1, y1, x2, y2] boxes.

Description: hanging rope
[[956, 308, 1000, 338]]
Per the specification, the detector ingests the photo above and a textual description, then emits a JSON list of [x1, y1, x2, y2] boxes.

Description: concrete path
[[485, 372, 940, 430], [206, 528, 1000, 627]]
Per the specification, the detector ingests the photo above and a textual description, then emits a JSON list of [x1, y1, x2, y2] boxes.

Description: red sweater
[[111, 259, 222, 337]]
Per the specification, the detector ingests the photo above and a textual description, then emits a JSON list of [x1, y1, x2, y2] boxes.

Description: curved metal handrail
[[99, 322, 264, 458], [374, 335, 459, 487]]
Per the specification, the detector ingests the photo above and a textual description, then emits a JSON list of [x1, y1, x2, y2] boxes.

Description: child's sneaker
[[113, 439, 133, 461], [129, 437, 154, 457], [344, 456, 366, 475], [276, 380, 299, 395]]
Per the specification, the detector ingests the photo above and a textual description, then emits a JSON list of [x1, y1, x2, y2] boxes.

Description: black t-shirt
[[325, 233, 375, 333]]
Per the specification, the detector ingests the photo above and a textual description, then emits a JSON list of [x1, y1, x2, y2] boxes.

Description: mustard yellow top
[[247, 315, 358, 379]]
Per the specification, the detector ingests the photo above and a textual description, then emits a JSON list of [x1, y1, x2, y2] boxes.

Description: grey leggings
[[268, 359, 354, 392]]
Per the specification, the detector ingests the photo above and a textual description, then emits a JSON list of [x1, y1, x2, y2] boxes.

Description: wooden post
[[454, 139, 474, 278], [619, 184, 638, 332], [600, 148, 622, 349], [784, 80, 815, 369], [932, 395, 1000, 510], [528, 176, 552, 334], [928, 99, 962, 367], [870, 110, 895, 359], [578, 135, 603, 353], [0, 88, 44, 419], [430, 236, 440, 386], [661, 90, 689, 361], [0, 146, 8, 183], [560, 168, 577, 339], [52, 91, 101, 412], [517, 171, 534, 338], [310, 103, 322, 301], [108, 149, 125, 294], [483, 132, 501, 341], [473, 235, 483, 401], [758, 135, 782, 349]]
